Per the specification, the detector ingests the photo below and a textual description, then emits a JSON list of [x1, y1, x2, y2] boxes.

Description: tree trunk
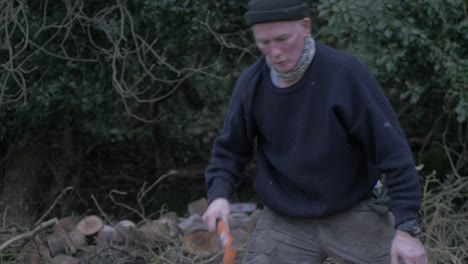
[[0, 146, 46, 226]]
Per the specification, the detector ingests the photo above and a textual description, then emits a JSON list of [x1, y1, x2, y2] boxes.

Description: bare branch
[[91, 194, 112, 225], [34, 186, 74, 227], [0, 1, 234, 121], [0, 218, 58, 251], [136, 169, 177, 216]]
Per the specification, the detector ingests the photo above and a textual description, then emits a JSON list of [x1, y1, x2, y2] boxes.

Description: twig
[[0, 218, 58, 251], [194, 251, 224, 264], [91, 194, 112, 225], [107, 170, 176, 221], [34, 186, 74, 227], [2, 205, 8, 231], [440, 114, 462, 178], [108, 190, 146, 221], [136, 170, 177, 216], [79, 244, 135, 262]]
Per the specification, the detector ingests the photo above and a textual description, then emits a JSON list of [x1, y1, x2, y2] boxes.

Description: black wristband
[[396, 219, 423, 237]]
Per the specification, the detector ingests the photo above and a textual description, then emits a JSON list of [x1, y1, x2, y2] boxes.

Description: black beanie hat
[[244, 0, 308, 26]]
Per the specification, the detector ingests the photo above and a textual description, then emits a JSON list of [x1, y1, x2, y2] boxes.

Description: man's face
[[252, 18, 310, 73]]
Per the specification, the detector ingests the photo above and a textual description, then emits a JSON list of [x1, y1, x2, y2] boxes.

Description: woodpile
[[6, 198, 260, 264]]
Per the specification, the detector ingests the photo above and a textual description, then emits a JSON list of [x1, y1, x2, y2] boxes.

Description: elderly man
[[203, 0, 428, 263]]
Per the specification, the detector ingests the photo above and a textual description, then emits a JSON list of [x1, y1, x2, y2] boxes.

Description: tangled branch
[[193, 12, 256, 65], [0, 0, 232, 122], [108, 170, 176, 221], [420, 113, 468, 263], [0, 218, 58, 251]]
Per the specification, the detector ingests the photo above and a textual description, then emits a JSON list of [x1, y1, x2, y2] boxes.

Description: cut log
[[67, 229, 86, 250], [183, 230, 220, 254], [96, 225, 115, 246], [231, 228, 250, 246], [230, 203, 257, 213], [159, 211, 178, 223], [187, 197, 207, 216], [75, 215, 103, 236], [159, 212, 179, 238], [46, 226, 86, 256], [113, 220, 136, 244], [55, 217, 76, 233], [38, 243, 52, 261], [17, 254, 43, 264], [136, 211, 180, 242], [229, 213, 250, 231], [138, 220, 172, 241], [115, 219, 136, 229], [177, 215, 208, 235], [46, 229, 67, 257]]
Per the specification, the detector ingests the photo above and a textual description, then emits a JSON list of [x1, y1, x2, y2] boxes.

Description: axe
[[217, 219, 238, 264]]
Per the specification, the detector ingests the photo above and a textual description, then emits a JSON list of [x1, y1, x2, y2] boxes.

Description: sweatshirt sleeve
[[335, 56, 421, 226], [205, 71, 256, 203]]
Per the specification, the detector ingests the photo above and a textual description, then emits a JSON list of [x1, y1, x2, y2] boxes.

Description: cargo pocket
[[242, 238, 277, 264]]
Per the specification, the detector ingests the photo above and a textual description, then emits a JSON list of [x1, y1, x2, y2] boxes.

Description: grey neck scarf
[[267, 35, 316, 82]]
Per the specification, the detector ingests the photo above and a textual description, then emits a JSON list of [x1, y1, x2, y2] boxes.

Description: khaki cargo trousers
[[242, 201, 395, 264]]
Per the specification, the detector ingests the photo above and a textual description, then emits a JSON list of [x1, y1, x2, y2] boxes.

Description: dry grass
[[420, 172, 468, 264]]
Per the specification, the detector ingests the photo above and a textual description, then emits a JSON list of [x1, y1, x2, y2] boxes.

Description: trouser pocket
[[242, 238, 277, 264], [366, 185, 391, 214]]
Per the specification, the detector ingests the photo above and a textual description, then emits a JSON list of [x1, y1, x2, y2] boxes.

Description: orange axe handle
[[217, 220, 238, 264]]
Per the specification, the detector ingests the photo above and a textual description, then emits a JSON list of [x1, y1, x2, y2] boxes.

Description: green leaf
[[384, 29, 393, 39]]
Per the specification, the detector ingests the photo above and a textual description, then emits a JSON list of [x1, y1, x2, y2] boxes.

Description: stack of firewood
[[14, 198, 260, 264]]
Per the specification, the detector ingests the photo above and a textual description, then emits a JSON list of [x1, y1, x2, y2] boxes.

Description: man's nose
[[269, 46, 281, 57]]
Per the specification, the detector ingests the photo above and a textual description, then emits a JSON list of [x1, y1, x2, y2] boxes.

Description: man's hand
[[391, 230, 428, 264], [202, 198, 230, 232]]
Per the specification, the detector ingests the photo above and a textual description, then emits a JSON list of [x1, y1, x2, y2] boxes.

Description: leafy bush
[[317, 0, 468, 176], [0, 0, 255, 163]]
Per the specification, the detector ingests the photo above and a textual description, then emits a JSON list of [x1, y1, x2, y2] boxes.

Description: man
[[203, 0, 428, 263]]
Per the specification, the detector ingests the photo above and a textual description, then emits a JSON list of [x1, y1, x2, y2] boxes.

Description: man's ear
[[301, 17, 312, 36]]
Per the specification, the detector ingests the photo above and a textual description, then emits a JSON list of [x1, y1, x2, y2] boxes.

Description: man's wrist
[[396, 219, 424, 237]]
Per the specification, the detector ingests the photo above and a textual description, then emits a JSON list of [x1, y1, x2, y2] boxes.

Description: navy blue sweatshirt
[[205, 43, 421, 226]]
